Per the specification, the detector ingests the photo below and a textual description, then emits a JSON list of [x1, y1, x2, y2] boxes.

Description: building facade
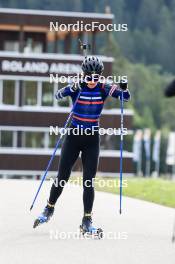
[[0, 8, 133, 178]]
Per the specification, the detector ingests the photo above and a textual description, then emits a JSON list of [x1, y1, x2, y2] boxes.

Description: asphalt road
[[0, 179, 174, 264]]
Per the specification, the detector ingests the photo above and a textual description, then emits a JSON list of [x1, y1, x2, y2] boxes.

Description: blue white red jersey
[[56, 82, 131, 128]]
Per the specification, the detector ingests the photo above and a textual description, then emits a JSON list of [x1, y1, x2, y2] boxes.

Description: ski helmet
[[81, 56, 104, 75]]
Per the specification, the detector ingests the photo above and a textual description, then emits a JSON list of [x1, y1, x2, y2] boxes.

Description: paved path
[[0, 179, 174, 264]]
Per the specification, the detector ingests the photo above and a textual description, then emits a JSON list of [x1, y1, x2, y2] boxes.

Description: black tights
[[49, 130, 99, 214]]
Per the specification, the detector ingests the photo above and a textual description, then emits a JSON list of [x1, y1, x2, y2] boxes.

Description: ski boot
[[33, 202, 54, 229], [80, 213, 103, 239]]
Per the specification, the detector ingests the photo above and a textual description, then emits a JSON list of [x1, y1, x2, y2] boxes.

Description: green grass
[[70, 176, 175, 208]]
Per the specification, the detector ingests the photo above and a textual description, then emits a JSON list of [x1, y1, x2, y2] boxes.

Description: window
[[3, 80, 15, 105], [24, 132, 45, 148], [22, 81, 37, 105], [0, 131, 13, 147], [42, 82, 54, 106], [4, 41, 19, 52], [49, 134, 61, 148], [24, 38, 43, 54], [46, 35, 64, 53]]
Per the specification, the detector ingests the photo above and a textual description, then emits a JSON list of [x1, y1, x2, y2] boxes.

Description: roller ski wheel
[[80, 225, 103, 239], [80, 214, 103, 239], [33, 205, 54, 229]]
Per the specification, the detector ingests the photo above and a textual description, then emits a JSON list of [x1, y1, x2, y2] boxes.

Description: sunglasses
[[84, 74, 100, 82]]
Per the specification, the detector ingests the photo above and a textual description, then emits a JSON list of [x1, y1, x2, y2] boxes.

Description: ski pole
[[30, 90, 81, 211], [119, 91, 124, 214]]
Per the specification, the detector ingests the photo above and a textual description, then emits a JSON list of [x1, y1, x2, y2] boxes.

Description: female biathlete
[[33, 56, 131, 235]]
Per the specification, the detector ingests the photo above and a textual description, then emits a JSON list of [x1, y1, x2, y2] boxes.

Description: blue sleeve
[[104, 83, 131, 101], [55, 84, 79, 100]]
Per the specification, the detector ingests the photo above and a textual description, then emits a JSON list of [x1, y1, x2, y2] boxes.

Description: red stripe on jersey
[[73, 115, 99, 122], [77, 100, 103, 105]]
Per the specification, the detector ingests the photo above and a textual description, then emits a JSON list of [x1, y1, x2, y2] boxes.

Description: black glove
[[71, 82, 79, 91], [119, 82, 128, 90], [71, 81, 84, 91]]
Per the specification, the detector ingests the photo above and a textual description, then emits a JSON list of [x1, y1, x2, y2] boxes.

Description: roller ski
[[80, 213, 103, 239], [33, 203, 54, 229]]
